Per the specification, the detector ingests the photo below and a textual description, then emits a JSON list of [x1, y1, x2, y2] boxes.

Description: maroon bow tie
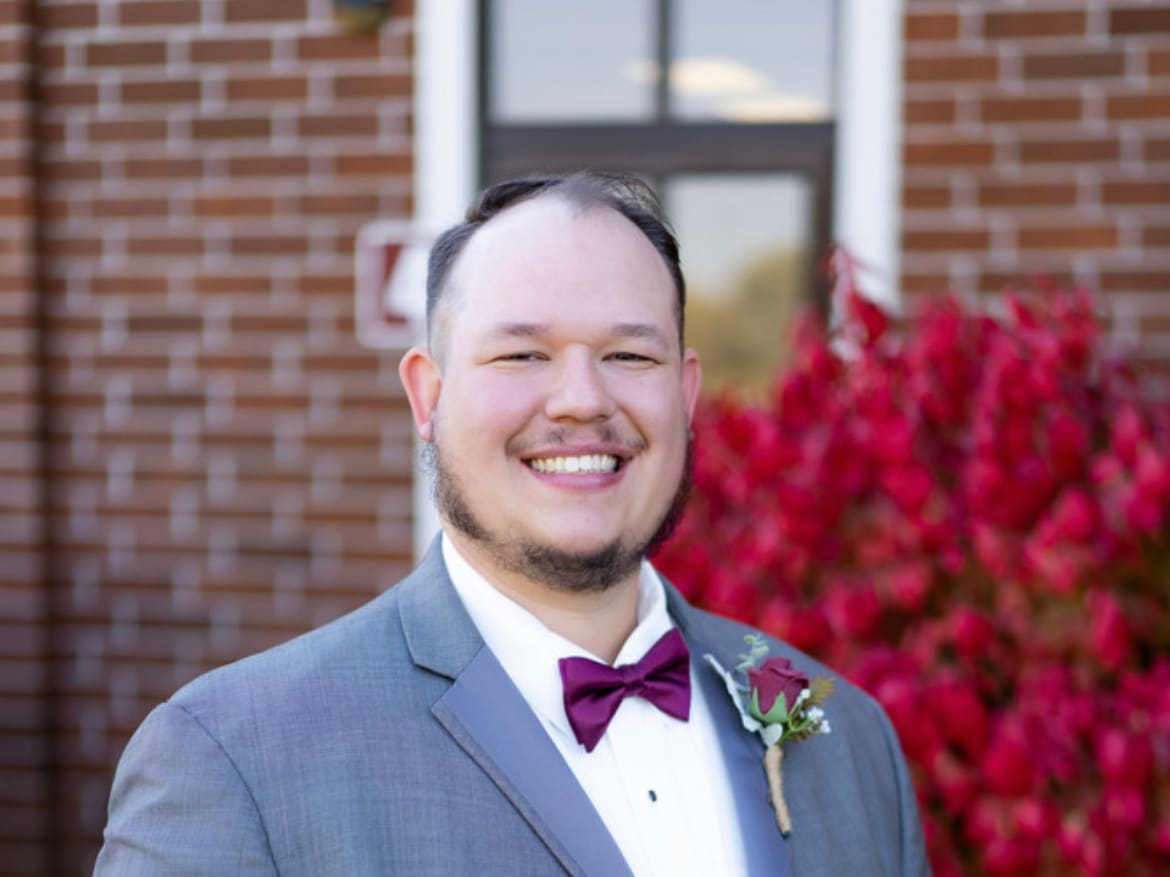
[[558, 628, 692, 753]]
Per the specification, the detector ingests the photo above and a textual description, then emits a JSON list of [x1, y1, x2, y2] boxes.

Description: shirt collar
[[441, 532, 677, 740]]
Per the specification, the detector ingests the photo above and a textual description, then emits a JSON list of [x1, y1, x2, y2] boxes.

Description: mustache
[[505, 424, 647, 457]]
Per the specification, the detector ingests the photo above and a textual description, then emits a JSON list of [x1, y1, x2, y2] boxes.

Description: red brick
[[1145, 137, 1170, 162], [122, 80, 202, 104], [227, 155, 309, 177], [1107, 92, 1170, 120], [905, 12, 960, 42], [225, 0, 308, 22], [91, 197, 170, 219], [45, 159, 103, 182], [225, 76, 309, 102], [42, 236, 102, 258], [903, 227, 990, 251], [189, 38, 272, 64], [36, 44, 65, 68], [902, 183, 951, 209], [191, 116, 271, 141], [119, 1, 202, 27], [41, 82, 100, 105], [1103, 179, 1170, 206], [1101, 269, 1170, 291], [297, 114, 379, 138], [905, 53, 1000, 84], [0, 79, 24, 101], [1144, 225, 1170, 247], [1018, 136, 1120, 164], [85, 40, 167, 67], [1018, 224, 1117, 250], [904, 97, 956, 125], [0, 114, 28, 141], [191, 274, 272, 296], [298, 274, 352, 296], [1023, 50, 1126, 80], [298, 192, 380, 216], [229, 234, 308, 257], [979, 269, 1078, 294], [91, 275, 168, 296], [87, 119, 169, 142], [0, 194, 31, 217], [0, 37, 24, 65], [334, 152, 412, 176], [297, 34, 384, 63], [904, 140, 996, 168], [41, 3, 99, 28], [125, 236, 204, 257], [977, 182, 1079, 208], [191, 194, 275, 217], [1151, 48, 1170, 77], [983, 10, 1086, 39], [981, 95, 1082, 123], [124, 312, 202, 333], [122, 157, 203, 180], [1110, 7, 1170, 36], [332, 73, 413, 99]]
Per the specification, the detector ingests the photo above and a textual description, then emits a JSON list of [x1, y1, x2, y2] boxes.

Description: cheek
[[440, 375, 541, 444]]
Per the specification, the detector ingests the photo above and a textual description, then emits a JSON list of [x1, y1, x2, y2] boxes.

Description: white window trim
[[409, 0, 904, 557], [835, 0, 905, 310]]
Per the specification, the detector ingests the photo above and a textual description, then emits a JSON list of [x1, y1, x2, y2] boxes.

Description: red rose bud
[[747, 657, 809, 717]]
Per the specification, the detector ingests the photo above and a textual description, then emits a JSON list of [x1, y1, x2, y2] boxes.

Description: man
[[96, 173, 929, 875]]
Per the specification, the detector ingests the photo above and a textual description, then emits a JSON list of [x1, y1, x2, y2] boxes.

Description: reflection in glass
[[489, 0, 655, 122], [666, 174, 813, 397], [672, 0, 835, 122]]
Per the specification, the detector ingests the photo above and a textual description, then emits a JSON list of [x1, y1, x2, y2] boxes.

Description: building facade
[[2, 1, 1168, 873]]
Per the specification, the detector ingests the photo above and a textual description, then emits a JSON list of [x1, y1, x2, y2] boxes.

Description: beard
[[423, 434, 693, 594]]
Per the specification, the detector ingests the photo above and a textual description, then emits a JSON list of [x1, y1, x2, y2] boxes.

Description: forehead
[[443, 196, 677, 336]]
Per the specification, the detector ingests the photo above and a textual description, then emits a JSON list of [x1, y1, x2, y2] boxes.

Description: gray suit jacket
[[95, 543, 929, 876]]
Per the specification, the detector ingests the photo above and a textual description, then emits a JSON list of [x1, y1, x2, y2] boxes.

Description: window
[[480, 0, 838, 395]]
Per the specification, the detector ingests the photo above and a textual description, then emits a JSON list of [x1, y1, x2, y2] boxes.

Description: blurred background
[[2, 0, 1169, 873]]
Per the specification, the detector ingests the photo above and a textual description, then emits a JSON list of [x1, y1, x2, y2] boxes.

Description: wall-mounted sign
[[354, 220, 434, 349]]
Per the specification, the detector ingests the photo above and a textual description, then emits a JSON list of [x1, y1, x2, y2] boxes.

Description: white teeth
[[528, 454, 619, 474]]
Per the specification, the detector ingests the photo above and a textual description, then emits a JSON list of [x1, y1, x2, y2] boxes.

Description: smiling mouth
[[526, 454, 620, 474]]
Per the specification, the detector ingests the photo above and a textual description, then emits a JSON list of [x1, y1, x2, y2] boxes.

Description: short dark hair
[[425, 171, 686, 349]]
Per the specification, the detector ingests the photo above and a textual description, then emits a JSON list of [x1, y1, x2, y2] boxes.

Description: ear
[[398, 346, 442, 442], [681, 347, 702, 423]]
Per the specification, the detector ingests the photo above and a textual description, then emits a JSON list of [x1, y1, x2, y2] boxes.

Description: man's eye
[[608, 352, 654, 363], [496, 352, 544, 362]]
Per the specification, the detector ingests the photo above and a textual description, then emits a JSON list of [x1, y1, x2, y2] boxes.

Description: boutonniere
[[705, 635, 833, 837]]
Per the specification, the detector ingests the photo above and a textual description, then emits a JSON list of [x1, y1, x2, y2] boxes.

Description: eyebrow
[[486, 321, 670, 345]]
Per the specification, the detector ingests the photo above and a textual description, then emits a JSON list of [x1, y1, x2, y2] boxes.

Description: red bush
[[655, 258, 1170, 875]]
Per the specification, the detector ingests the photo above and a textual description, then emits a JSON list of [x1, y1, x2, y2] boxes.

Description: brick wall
[[1, 2, 48, 875], [902, 1, 1170, 360], [3, 2, 418, 873]]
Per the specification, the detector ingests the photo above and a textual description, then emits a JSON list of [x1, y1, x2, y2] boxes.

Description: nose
[[544, 348, 616, 423]]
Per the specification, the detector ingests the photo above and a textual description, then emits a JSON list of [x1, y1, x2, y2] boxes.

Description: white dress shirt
[[442, 534, 749, 877]]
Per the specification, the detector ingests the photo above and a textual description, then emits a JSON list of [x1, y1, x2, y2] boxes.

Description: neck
[[447, 532, 640, 664]]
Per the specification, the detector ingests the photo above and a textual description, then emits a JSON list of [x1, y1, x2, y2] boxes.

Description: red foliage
[[655, 261, 1170, 875]]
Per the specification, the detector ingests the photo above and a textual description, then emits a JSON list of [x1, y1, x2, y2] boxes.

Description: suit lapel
[[668, 589, 794, 877], [399, 541, 633, 877]]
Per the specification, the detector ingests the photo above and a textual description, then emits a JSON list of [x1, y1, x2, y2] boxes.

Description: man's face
[[401, 195, 701, 593]]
